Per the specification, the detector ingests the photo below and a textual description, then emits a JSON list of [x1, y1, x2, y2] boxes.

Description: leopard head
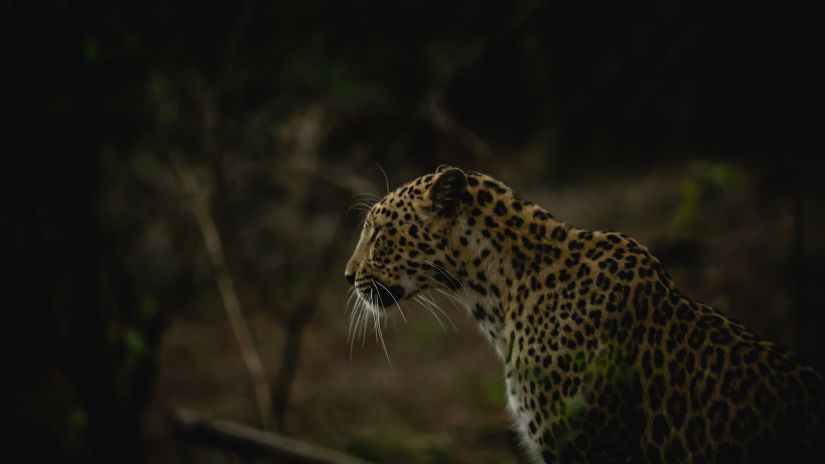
[[344, 166, 469, 312]]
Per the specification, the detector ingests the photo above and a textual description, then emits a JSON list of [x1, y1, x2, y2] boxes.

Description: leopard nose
[[345, 272, 355, 285]]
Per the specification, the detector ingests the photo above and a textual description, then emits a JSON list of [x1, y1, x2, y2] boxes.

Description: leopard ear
[[429, 167, 467, 217]]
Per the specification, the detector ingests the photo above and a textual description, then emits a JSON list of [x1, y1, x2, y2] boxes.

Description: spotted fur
[[344, 166, 825, 463]]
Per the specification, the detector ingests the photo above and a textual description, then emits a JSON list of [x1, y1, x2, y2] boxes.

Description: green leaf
[[123, 329, 147, 355]]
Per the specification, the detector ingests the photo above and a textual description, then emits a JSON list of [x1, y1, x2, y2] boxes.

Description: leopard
[[344, 166, 825, 463]]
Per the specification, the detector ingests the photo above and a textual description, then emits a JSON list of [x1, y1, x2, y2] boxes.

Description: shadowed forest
[[5, 1, 825, 463]]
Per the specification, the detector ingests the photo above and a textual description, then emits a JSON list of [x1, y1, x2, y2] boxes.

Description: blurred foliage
[[672, 161, 747, 231], [68, 409, 89, 430]]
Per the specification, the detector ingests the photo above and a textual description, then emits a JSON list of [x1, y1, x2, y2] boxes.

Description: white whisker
[[433, 288, 464, 312], [421, 258, 460, 287], [360, 295, 370, 349], [424, 274, 460, 297], [413, 295, 447, 330], [345, 287, 358, 310], [353, 192, 382, 202], [376, 162, 390, 195], [418, 292, 458, 332], [375, 316, 393, 372], [374, 280, 407, 323], [349, 293, 365, 359], [347, 202, 375, 215], [368, 282, 394, 371], [347, 299, 359, 342]]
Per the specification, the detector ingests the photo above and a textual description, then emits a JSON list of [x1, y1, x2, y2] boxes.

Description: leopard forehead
[[366, 169, 511, 222]]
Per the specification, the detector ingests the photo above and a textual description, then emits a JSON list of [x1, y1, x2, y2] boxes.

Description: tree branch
[[271, 212, 348, 433]]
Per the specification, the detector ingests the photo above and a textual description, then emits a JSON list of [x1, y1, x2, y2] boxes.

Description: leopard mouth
[[355, 278, 406, 308]]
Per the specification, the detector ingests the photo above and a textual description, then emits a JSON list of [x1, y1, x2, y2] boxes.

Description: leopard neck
[[444, 180, 571, 358]]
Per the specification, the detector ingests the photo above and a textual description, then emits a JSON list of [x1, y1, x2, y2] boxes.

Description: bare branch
[[422, 0, 545, 159], [424, 96, 491, 159], [171, 153, 273, 430]]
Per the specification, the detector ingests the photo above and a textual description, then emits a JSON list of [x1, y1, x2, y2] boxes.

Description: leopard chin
[[354, 279, 405, 309]]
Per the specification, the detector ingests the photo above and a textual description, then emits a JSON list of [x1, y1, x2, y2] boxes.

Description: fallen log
[[169, 409, 372, 464]]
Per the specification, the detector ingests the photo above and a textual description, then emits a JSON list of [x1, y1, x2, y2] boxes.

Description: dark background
[[5, 1, 825, 463]]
